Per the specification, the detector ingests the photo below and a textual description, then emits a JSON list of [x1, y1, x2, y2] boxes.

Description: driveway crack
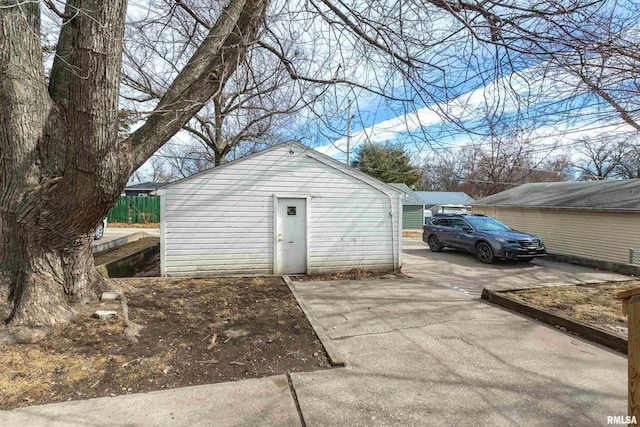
[[331, 319, 459, 340]]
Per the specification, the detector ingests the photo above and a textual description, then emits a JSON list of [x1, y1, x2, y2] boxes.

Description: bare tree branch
[[123, 0, 267, 169]]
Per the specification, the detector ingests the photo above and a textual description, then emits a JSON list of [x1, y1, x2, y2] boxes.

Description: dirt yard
[[506, 281, 640, 336], [0, 277, 329, 409]]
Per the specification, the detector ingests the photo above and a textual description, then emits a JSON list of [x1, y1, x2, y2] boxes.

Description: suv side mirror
[[462, 227, 473, 232]]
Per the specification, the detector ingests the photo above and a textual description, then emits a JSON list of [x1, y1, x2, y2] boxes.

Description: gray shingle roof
[[413, 191, 474, 207], [126, 182, 161, 190], [389, 183, 425, 205], [472, 179, 640, 211]]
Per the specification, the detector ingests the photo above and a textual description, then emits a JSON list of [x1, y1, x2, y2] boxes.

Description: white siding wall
[[161, 145, 401, 276], [473, 206, 640, 265]]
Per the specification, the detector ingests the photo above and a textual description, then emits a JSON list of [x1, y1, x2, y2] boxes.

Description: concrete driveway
[[402, 237, 630, 295], [289, 239, 629, 426]]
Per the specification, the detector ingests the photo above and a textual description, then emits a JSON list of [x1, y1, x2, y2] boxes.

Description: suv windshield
[[465, 216, 511, 232]]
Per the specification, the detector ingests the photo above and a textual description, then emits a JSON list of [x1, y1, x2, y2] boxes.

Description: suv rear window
[[431, 218, 453, 227]]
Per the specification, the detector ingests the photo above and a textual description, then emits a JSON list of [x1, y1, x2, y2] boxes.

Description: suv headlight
[[494, 237, 517, 243]]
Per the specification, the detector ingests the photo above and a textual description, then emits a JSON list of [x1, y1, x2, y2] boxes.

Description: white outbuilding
[[157, 141, 404, 277]]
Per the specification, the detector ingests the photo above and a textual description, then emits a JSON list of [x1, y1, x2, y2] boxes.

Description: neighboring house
[[414, 191, 475, 218], [124, 182, 161, 197], [390, 183, 425, 229], [472, 180, 640, 270], [157, 141, 404, 277]]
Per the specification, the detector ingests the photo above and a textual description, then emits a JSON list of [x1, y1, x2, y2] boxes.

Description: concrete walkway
[[92, 227, 160, 254], [289, 278, 627, 426], [2, 375, 301, 427], [92, 227, 160, 247]]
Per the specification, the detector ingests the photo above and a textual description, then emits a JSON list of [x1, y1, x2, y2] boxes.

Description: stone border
[[546, 252, 640, 276], [92, 231, 150, 254], [481, 288, 627, 354], [282, 275, 346, 367]]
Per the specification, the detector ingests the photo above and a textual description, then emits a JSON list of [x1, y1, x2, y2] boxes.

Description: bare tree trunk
[[6, 226, 103, 326], [214, 150, 228, 166], [1, 0, 268, 328], [213, 98, 228, 166], [0, 0, 126, 327]]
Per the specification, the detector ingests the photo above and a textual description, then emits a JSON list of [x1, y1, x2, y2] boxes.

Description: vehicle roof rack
[[432, 213, 487, 217]]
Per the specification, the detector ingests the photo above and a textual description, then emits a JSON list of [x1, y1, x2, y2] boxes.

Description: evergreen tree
[[352, 144, 422, 188]]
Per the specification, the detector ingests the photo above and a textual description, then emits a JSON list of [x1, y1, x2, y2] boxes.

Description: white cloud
[[314, 64, 587, 159]]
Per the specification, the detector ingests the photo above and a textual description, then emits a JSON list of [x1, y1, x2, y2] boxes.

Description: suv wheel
[[475, 242, 495, 264], [427, 235, 443, 252], [94, 223, 104, 240]]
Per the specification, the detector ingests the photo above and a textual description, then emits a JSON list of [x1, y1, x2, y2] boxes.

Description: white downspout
[[387, 192, 397, 272]]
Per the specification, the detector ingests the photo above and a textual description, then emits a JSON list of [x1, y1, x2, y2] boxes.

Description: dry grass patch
[[402, 230, 423, 238], [506, 281, 640, 336], [0, 348, 107, 407], [292, 268, 406, 282], [0, 276, 329, 409]]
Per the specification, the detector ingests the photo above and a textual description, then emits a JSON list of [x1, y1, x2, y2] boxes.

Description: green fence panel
[[131, 196, 160, 223], [107, 196, 160, 224], [107, 197, 130, 223]]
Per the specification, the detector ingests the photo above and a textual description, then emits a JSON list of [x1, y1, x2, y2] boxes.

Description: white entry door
[[276, 198, 307, 274]]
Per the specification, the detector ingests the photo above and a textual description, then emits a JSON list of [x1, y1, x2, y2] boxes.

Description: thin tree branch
[[175, 0, 211, 29], [43, 0, 71, 19]]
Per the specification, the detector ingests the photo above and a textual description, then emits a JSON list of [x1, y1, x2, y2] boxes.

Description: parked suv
[[423, 214, 546, 264]]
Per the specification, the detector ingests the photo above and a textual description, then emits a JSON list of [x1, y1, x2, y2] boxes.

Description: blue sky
[[125, 0, 638, 178], [285, 0, 640, 168], [144, 59, 633, 179], [36, 0, 637, 185], [308, 62, 636, 165]]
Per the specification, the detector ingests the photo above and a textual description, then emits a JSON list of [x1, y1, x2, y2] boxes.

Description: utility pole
[[346, 98, 353, 166]]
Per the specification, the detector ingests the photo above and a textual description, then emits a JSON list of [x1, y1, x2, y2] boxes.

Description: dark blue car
[[423, 214, 546, 264]]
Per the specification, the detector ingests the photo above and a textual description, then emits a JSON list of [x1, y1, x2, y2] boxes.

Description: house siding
[[402, 205, 423, 229], [472, 206, 640, 265], [160, 144, 401, 276]]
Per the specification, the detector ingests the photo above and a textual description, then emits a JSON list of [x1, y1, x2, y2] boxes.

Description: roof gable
[[473, 179, 640, 211], [158, 141, 402, 195]]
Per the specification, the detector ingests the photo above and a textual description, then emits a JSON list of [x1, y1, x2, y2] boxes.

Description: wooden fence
[[618, 288, 640, 421], [107, 196, 160, 224]]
